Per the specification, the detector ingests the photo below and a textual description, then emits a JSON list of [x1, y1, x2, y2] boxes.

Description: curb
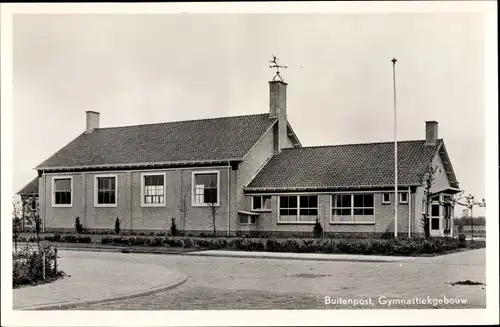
[[16, 273, 187, 310], [183, 251, 408, 263]]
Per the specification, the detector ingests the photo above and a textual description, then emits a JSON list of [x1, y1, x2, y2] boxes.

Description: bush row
[[25, 233, 479, 256]]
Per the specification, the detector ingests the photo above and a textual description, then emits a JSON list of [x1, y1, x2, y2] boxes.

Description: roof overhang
[[36, 158, 243, 172], [244, 184, 420, 193], [237, 210, 261, 216], [430, 187, 463, 197]]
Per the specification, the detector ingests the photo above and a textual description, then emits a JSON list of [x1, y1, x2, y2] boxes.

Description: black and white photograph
[[1, 1, 498, 326]]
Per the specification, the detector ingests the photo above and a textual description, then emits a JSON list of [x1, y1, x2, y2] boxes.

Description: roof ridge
[[94, 113, 270, 131], [281, 138, 442, 150]]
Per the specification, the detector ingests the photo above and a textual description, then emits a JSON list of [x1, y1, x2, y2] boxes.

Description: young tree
[[177, 172, 189, 234], [419, 164, 439, 239], [456, 193, 486, 244], [24, 197, 42, 249], [12, 199, 23, 253]]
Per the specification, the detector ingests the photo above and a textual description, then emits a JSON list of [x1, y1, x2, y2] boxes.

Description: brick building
[[19, 78, 460, 237]]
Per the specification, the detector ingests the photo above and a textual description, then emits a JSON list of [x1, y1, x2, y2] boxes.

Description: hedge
[[25, 233, 482, 256]]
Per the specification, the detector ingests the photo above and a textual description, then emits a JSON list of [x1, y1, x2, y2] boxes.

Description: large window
[[252, 195, 271, 211], [142, 173, 166, 206], [52, 177, 72, 207], [331, 194, 375, 223], [95, 175, 117, 207], [192, 171, 219, 206], [279, 195, 318, 223]]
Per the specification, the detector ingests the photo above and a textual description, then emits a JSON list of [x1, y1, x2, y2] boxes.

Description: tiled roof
[[17, 177, 39, 195], [36, 114, 277, 170], [247, 139, 447, 190]]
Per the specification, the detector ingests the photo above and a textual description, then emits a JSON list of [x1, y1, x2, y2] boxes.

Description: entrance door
[[429, 202, 441, 237]]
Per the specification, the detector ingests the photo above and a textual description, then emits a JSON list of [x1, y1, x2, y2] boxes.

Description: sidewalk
[[13, 251, 186, 310], [16, 242, 200, 255], [183, 249, 420, 262]]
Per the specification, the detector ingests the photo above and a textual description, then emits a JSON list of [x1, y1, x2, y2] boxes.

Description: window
[[431, 203, 440, 217], [278, 195, 318, 223], [252, 195, 271, 211], [52, 177, 72, 207], [141, 173, 166, 206], [240, 215, 257, 225], [399, 192, 408, 204], [382, 193, 391, 204], [299, 195, 318, 222], [331, 194, 375, 223], [192, 171, 219, 206], [95, 175, 117, 207]]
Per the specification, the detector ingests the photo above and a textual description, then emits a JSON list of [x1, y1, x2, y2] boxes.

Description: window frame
[[278, 194, 318, 224], [239, 215, 257, 225], [330, 193, 376, 224], [251, 195, 272, 212], [94, 174, 118, 208], [141, 172, 167, 207], [399, 192, 409, 204], [191, 170, 220, 207], [52, 176, 73, 208], [382, 193, 391, 204]]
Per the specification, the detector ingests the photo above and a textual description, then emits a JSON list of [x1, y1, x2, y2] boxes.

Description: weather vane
[[269, 55, 287, 82]]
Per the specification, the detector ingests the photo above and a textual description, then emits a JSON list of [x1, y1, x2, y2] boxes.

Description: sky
[[12, 12, 486, 215]]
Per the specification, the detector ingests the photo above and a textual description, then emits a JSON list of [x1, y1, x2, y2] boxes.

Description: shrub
[[115, 217, 121, 235], [170, 217, 178, 237], [458, 234, 466, 248], [313, 219, 323, 238], [183, 238, 195, 248], [13, 243, 65, 287], [74, 216, 83, 234]]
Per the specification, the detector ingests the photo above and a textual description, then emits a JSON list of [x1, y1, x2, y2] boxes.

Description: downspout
[[42, 171, 46, 232], [130, 173, 133, 232], [408, 186, 411, 238], [83, 173, 87, 229], [227, 161, 231, 237]]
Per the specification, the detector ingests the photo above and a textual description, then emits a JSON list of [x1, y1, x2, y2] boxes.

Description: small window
[[240, 215, 257, 225], [95, 175, 117, 206], [53, 177, 72, 207], [382, 193, 391, 204], [252, 195, 271, 211], [399, 192, 408, 204], [142, 173, 166, 206]]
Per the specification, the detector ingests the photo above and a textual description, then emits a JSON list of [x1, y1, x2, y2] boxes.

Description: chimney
[[269, 80, 287, 153], [425, 121, 438, 145], [86, 111, 100, 133]]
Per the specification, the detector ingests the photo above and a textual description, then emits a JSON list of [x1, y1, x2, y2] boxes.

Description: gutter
[[35, 158, 243, 172], [227, 161, 230, 236]]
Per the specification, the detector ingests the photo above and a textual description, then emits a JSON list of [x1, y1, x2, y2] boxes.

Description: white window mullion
[[351, 194, 354, 222], [296, 195, 300, 222]]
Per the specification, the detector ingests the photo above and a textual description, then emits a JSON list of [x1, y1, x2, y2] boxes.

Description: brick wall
[[244, 192, 416, 235], [41, 167, 231, 233]]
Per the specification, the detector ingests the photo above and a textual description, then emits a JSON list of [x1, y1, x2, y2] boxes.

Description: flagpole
[[391, 57, 398, 238]]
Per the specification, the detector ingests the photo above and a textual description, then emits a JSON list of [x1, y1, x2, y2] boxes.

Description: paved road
[[55, 248, 485, 310]]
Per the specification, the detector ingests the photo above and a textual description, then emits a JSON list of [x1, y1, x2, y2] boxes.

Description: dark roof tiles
[[247, 139, 444, 189], [36, 114, 276, 169]]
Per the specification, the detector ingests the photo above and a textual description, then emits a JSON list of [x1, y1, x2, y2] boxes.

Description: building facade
[[20, 78, 460, 237]]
